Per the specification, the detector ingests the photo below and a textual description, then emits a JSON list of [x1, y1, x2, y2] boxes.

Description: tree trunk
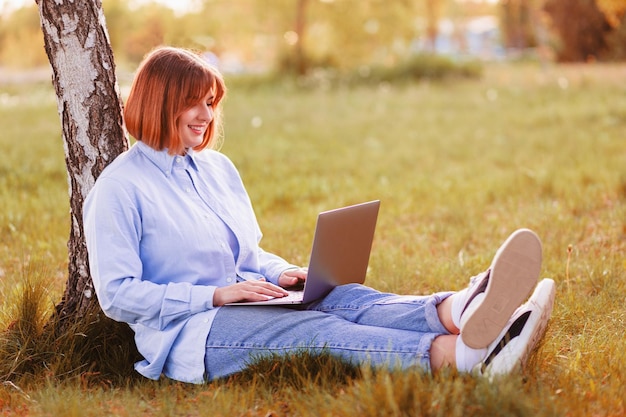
[[294, 0, 308, 75], [36, 0, 129, 328], [425, 0, 440, 52], [543, 0, 612, 61]]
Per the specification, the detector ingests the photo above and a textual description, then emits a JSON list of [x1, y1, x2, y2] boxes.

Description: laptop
[[226, 200, 380, 306]]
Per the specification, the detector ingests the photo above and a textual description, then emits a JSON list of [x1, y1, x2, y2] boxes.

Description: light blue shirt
[[83, 141, 297, 383]]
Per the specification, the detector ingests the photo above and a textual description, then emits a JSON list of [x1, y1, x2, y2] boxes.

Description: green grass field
[[0, 62, 625, 416]]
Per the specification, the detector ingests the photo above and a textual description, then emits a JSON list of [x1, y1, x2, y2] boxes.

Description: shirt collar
[[135, 141, 199, 176], [185, 148, 200, 171]]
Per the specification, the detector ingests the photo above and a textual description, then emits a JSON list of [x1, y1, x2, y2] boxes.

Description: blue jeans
[[204, 284, 453, 380]]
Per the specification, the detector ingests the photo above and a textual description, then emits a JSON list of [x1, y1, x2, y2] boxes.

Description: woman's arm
[[84, 177, 218, 330]]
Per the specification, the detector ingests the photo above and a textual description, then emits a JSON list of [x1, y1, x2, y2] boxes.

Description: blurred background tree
[[543, 0, 621, 61], [500, 0, 537, 49], [1, 0, 625, 74], [0, 3, 49, 67]]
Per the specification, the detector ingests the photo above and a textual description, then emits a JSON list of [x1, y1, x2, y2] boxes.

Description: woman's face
[[177, 89, 215, 151]]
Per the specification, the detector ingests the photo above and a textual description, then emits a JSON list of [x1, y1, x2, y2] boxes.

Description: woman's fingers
[[278, 268, 308, 288], [245, 280, 289, 298], [214, 279, 289, 306]]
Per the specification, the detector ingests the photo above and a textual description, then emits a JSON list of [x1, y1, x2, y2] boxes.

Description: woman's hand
[[213, 279, 289, 306], [278, 267, 308, 289]]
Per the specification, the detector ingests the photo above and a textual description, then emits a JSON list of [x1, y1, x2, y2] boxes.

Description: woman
[[83, 46, 555, 384]]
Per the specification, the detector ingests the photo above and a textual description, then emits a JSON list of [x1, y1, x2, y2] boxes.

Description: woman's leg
[[204, 305, 443, 381], [436, 296, 459, 334], [306, 283, 456, 335], [304, 285, 489, 374], [430, 335, 458, 371], [313, 228, 542, 349]]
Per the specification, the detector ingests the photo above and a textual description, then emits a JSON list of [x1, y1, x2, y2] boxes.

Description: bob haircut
[[124, 46, 227, 155]]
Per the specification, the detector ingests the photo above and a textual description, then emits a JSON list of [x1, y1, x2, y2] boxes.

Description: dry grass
[[0, 62, 625, 415]]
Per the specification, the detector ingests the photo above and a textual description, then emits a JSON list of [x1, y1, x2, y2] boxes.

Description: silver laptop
[[227, 200, 380, 306]]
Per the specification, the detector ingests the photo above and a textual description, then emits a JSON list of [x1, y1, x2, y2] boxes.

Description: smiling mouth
[[189, 125, 205, 134]]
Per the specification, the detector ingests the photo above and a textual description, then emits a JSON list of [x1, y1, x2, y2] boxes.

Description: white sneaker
[[474, 278, 556, 378], [460, 228, 543, 348]]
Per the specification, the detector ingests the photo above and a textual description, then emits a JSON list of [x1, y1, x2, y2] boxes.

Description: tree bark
[[36, 0, 129, 327]]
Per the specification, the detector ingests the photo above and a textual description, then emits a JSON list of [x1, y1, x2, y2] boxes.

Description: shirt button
[[203, 319, 209, 323], [185, 187, 191, 193], [226, 277, 233, 283], [176, 157, 182, 163]]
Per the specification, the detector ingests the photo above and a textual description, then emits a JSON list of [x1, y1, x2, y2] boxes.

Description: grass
[[0, 61, 625, 415]]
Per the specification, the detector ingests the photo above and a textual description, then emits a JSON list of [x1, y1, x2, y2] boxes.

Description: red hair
[[124, 46, 226, 155]]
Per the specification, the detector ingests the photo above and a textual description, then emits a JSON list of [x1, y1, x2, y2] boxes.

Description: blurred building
[[412, 15, 505, 60]]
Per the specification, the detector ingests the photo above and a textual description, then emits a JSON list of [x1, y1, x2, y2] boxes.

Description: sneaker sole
[[483, 278, 556, 377], [461, 229, 542, 348]]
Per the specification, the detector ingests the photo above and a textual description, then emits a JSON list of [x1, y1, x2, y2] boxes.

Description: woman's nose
[[199, 105, 213, 121]]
